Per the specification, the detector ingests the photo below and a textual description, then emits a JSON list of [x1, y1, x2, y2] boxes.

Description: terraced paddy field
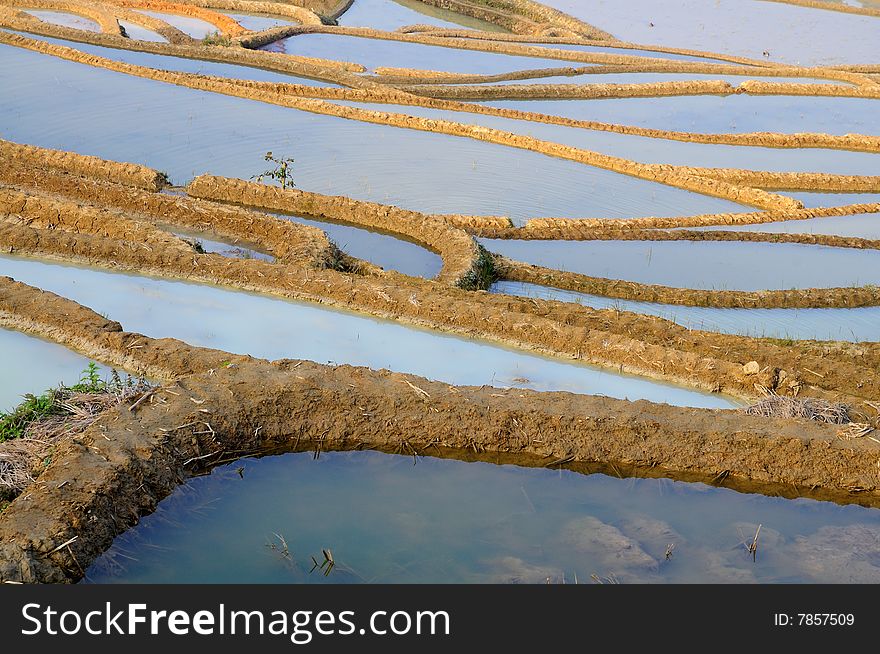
[[1, 0, 880, 586]]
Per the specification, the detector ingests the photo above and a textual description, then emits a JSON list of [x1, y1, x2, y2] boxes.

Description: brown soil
[[1, 0, 879, 583], [496, 255, 880, 310], [187, 174, 490, 286], [1, 277, 879, 584]]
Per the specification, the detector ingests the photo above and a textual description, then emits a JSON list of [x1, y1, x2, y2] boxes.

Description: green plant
[[456, 244, 498, 291], [202, 31, 233, 46], [0, 363, 143, 441], [252, 151, 296, 190]]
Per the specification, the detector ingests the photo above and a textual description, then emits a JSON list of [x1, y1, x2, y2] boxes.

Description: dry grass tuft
[[0, 371, 154, 500], [743, 394, 850, 424]]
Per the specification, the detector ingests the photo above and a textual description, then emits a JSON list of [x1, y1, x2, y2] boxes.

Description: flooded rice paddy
[[0, 255, 736, 408], [85, 451, 880, 584]]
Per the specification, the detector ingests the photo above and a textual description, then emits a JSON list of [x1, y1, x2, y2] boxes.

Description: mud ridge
[[496, 255, 880, 311], [1, 278, 880, 583], [186, 175, 495, 287]]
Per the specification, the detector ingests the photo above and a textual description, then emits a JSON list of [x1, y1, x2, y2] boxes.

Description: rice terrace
[[1, 0, 880, 584]]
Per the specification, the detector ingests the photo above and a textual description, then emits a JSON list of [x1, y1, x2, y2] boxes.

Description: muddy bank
[[6, 26, 877, 159], [8, 213, 880, 406], [10, 0, 121, 33], [5, 145, 880, 403], [0, 139, 167, 190], [496, 254, 880, 310], [375, 62, 871, 87], [409, 0, 612, 37], [2, 31, 806, 214], [470, 203, 880, 236], [104, 0, 248, 35], [0, 279, 879, 583], [0, 156, 341, 267], [0, 11, 365, 74], [187, 174, 495, 287], [3, 0, 196, 42], [168, 0, 324, 25]]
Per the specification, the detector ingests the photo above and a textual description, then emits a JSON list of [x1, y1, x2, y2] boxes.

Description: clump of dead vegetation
[[0, 364, 153, 503], [743, 394, 851, 424]]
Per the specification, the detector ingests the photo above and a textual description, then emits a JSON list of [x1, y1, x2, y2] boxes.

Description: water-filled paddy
[[339, 0, 506, 32], [15, 30, 341, 84], [276, 212, 443, 278], [482, 95, 880, 135], [21, 9, 100, 32], [163, 227, 275, 263], [221, 11, 293, 32], [783, 191, 880, 208], [84, 451, 880, 583], [456, 72, 846, 86], [0, 328, 105, 412], [263, 32, 598, 74], [332, 100, 880, 175], [134, 9, 217, 39], [481, 238, 880, 291], [0, 43, 746, 222], [0, 255, 735, 408], [492, 280, 880, 342], [116, 20, 165, 42], [542, 0, 880, 65], [691, 213, 880, 239]]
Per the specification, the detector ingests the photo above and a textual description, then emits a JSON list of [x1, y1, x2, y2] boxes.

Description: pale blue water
[[135, 9, 217, 39], [331, 100, 880, 176], [541, 0, 880, 65], [117, 20, 166, 42], [0, 255, 736, 408], [492, 280, 880, 342], [690, 213, 880, 239], [339, 0, 506, 32], [0, 329, 107, 412], [480, 238, 880, 291], [0, 42, 746, 222], [263, 32, 601, 74], [482, 95, 880, 135], [22, 10, 99, 32], [84, 451, 880, 583], [13, 30, 341, 85], [275, 212, 443, 278]]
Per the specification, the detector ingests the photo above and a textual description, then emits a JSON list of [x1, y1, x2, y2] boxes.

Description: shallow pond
[[331, 100, 880, 175], [0, 43, 746, 222], [492, 280, 880, 342], [117, 20, 166, 42], [481, 238, 880, 291], [15, 31, 341, 84], [21, 9, 100, 32], [222, 11, 294, 32], [482, 95, 880, 135], [84, 451, 880, 583], [275, 212, 443, 278], [457, 71, 846, 86], [339, 0, 507, 32], [691, 212, 880, 239], [262, 32, 600, 74], [134, 9, 218, 40], [784, 191, 880, 208], [0, 328, 106, 412], [0, 255, 735, 408], [542, 0, 880, 66], [162, 226, 274, 263]]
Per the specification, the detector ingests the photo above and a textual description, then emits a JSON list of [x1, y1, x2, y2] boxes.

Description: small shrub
[[251, 151, 296, 190], [203, 31, 233, 47]]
